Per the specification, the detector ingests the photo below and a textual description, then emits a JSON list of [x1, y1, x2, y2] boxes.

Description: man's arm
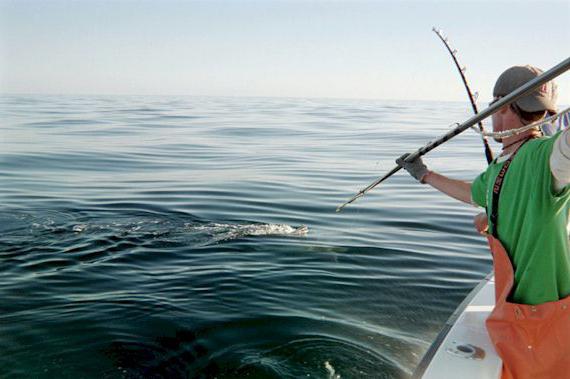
[[423, 171, 473, 204], [396, 154, 473, 205]]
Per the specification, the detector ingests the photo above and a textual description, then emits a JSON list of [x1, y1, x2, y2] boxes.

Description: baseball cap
[[493, 65, 558, 112]]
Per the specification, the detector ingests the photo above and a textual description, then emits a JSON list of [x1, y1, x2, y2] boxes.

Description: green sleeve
[[471, 170, 488, 207]]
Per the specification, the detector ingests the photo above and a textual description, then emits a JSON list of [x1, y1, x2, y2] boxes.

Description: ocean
[[0, 95, 495, 378]]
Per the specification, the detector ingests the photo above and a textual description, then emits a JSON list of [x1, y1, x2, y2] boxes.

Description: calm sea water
[[1, 95, 495, 378]]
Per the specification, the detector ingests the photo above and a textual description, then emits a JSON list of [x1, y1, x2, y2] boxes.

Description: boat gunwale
[[411, 272, 494, 378]]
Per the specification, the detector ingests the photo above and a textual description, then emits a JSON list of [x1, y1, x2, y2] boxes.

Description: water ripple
[[0, 95, 494, 378]]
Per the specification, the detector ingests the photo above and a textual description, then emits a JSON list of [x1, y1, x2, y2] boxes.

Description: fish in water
[[192, 223, 309, 244]]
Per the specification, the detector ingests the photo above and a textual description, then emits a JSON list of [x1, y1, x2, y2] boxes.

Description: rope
[[470, 107, 570, 139]]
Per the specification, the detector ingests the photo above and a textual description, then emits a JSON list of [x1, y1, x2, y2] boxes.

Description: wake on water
[[5, 210, 308, 249], [68, 220, 309, 245]]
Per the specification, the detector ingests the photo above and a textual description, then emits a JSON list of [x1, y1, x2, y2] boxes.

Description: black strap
[[489, 140, 529, 238]]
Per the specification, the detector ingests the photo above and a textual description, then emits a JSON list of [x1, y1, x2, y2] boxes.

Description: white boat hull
[[413, 274, 502, 379]]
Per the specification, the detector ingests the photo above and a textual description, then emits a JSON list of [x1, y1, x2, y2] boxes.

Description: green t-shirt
[[471, 132, 570, 305]]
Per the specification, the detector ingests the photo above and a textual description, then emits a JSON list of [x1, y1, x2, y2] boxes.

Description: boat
[[412, 273, 502, 378]]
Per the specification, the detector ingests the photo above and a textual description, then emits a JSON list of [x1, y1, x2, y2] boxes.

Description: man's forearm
[[423, 171, 473, 204]]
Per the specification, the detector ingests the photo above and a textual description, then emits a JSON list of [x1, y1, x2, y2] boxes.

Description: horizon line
[[0, 91, 504, 105]]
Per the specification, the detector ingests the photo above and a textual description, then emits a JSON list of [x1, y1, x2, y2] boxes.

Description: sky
[[1, 0, 569, 103]]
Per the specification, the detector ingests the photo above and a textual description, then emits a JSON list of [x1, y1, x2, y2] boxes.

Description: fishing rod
[[336, 56, 570, 213], [432, 27, 494, 164]]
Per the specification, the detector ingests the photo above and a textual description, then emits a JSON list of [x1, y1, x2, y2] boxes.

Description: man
[[397, 65, 570, 379]]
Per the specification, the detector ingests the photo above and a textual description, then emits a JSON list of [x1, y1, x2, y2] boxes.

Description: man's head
[[491, 65, 558, 142], [493, 65, 558, 122]]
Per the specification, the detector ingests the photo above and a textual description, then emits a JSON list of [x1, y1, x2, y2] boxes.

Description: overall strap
[[490, 139, 530, 238]]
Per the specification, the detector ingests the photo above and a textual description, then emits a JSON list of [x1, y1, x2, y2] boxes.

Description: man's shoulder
[[528, 134, 554, 146], [520, 135, 556, 160]]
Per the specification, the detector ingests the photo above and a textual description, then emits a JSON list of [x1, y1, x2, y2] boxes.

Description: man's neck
[[501, 129, 541, 156]]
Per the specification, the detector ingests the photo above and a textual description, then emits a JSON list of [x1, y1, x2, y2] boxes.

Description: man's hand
[[396, 153, 429, 183], [474, 212, 489, 235]]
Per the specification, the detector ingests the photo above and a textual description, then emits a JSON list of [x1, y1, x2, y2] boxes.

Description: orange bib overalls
[[485, 236, 570, 379]]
